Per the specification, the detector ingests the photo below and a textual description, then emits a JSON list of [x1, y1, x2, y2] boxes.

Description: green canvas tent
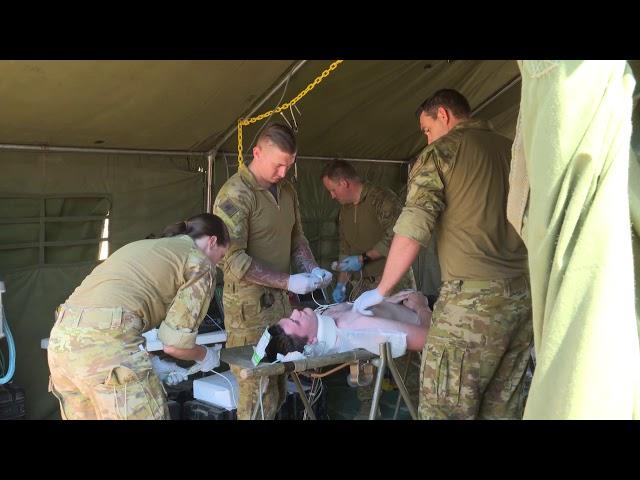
[[0, 60, 638, 419]]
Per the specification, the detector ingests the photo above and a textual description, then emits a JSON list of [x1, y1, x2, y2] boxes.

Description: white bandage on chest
[[336, 329, 407, 358], [316, 313, 338, 351], [307, 312, 408, 358]]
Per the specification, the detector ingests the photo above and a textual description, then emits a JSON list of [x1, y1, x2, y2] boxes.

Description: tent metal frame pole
[[218, 151, 408, 166], [470, 74, 522, 117], [206, 151, 215, 213], [0, 143, 205, 157], [207, 60, 308, 155], [296, 155, 408, 166]]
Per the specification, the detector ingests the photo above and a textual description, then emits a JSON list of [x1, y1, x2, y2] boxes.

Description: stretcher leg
[[290, 372, 317, 420]]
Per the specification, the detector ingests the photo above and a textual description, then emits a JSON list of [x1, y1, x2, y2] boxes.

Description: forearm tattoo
[[243, 258, 289, 290], [291, 243, 318, 273]]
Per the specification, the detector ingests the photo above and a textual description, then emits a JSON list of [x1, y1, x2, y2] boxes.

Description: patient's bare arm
[[324, 303, 352, 315], [325, 298, 423, 325], [382, 291, 431, 326], [400, 293, 432, 326]]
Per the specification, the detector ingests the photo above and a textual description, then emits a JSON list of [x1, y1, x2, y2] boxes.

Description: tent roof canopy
[[1, 60, 637, 161]]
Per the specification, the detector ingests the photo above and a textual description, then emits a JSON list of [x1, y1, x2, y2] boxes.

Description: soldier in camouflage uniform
[[321, 159, 418, 417], [354, 89, 532, 419], [321, 159, 416, 301], [213, 123, 332, 420], [47, 213, 229, 419]]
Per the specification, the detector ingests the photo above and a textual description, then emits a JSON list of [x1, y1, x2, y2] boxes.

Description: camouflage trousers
[[47, 305, 169, 420], [223, 283, 291, 420], [352, 269, 418, 408], [419, 276, 533, 420]]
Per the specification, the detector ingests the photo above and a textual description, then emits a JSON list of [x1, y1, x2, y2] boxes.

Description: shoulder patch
[[219, 199, 239, 218]]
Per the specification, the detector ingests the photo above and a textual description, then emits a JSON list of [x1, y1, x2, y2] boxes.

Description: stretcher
[[221, 341, 418, 420]]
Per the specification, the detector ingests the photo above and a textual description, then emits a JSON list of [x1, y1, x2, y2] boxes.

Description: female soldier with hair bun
[[47, 213, 230, 420]]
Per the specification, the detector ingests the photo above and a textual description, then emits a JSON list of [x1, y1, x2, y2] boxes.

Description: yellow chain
[[237, 60, 343, 165]]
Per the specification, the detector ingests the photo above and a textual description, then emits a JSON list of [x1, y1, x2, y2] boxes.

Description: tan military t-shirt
[[394, 119, 528, 281], [66, 235, 214, 348]]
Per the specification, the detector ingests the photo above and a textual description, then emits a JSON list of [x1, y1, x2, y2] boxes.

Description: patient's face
[[278, 308, 317, 341]]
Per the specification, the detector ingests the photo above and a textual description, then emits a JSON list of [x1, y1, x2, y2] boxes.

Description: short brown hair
[[416, 89, 471, 120], [257, 123, 297, 155], [320, 159, 361, 182]]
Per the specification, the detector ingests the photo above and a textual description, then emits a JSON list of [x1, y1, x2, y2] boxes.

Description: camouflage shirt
[[394, 119, 528, 281], [213, 163, 310, 288], [339, 182, 404, 278], [66, 235, 214, 349]]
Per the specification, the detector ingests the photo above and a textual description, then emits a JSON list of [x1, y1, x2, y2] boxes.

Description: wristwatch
[[361, 252, 371, 265]]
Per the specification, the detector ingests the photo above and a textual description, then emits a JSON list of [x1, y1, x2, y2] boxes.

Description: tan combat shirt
[[213, 163, 310, 289], [339, 182, 404, 278], [67, 235, 214, 348], [394, 119, 528, 281]]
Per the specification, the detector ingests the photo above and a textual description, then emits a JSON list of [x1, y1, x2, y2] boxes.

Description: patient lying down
[[265, 290, 432, 361]]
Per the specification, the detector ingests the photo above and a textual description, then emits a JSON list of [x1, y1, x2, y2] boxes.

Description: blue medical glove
[[311, 267, 333, 288], [337, 255, 363, 272], [332, 282, 347, 303], [352, 288, 384, 316]]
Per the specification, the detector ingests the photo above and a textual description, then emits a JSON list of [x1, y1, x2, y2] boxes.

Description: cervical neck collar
[[315, 313, 337, 350]]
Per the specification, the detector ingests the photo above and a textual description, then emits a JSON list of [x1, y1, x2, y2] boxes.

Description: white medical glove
[[287, 272, 322, 294], [164, 369, 189, 386], [194, 344, 222, 373], [150, 355, 189, 385], [352, 288, 384, 316], [311, 267, 333, 288]]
